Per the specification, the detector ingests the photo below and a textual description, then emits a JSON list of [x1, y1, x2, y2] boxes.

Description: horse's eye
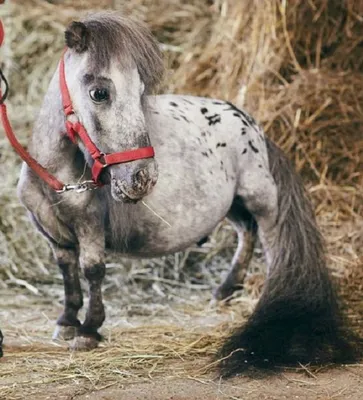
[[89, 88, 109, 103]]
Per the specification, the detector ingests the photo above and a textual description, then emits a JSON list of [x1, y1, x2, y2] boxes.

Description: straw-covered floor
[[0, 0, 362, 398]]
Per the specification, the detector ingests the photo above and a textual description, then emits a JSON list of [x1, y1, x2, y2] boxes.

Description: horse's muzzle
[[110, 158, 158, 202]]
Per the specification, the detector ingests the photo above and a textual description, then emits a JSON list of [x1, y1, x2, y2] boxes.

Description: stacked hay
[[0, 0, 362, 308]]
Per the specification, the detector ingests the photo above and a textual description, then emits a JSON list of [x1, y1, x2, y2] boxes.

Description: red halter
[[59, 52, 154, 186], [0, 43, 155, 192]]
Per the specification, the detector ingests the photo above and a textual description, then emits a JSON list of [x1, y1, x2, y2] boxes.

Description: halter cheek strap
[[59, 51, 155, 186]]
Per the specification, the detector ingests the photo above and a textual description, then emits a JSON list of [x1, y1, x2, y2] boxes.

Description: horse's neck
[[29, 67, 79, 176]]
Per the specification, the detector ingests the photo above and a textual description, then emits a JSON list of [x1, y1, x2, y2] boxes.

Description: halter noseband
[[59, 52, 155, 186]]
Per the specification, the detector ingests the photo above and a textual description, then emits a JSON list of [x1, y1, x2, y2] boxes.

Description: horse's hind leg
[[52, 246, 83, 341], [214, 201, 257, 301], [236, 168, 279, 273]]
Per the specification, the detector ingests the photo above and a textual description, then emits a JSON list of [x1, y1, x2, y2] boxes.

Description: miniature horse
[[17, 12, 361, 375]]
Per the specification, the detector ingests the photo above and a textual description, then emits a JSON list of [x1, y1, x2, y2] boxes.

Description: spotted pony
[[17, 12, 362, 375]]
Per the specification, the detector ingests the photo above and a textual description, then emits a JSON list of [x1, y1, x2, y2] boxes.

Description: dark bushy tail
[[218, 139, 362, 376]]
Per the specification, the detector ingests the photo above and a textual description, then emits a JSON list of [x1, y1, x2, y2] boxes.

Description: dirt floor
[[75, 370, 363, 400], [1, 283, 363, 400]]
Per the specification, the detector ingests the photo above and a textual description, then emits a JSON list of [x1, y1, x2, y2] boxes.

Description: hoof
[[208, 297, 218, 309], [70, 335, 100, 351], [213, 283, 241, 302], [52, 325, 78, 341]]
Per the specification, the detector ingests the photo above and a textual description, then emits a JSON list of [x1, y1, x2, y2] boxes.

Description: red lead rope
[[1, 18, 64, 191], [0, 97, 65, 191], [1, 32, 155, 192], [0, 20, 4, 47]]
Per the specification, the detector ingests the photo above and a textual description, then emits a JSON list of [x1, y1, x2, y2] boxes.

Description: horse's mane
[[81, 12, 164, 94]]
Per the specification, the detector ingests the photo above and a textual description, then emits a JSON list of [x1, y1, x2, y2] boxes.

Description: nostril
[[135, 168, 149, 184]]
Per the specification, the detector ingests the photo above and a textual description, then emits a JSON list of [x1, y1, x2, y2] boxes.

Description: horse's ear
[[65, 21, 89, 53]]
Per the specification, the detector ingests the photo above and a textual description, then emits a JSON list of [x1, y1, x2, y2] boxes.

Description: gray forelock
[[81, 12, 164, 93]]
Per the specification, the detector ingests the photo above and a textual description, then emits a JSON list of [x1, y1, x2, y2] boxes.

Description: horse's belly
[[117, 206, 231, 257], [107, 166, 236, 257]]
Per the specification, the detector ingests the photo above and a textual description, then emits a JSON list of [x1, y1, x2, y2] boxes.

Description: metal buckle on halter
[[94, 152, 108, 166], [56, 180, 98, 194]]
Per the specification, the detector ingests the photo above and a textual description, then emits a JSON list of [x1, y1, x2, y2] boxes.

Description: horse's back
[[148, 94, 269, 169]]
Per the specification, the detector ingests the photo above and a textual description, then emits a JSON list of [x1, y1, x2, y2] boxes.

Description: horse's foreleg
[[72, 231, 105, 350], [213, 222, 257, 301], [52, 246, 83, 341]]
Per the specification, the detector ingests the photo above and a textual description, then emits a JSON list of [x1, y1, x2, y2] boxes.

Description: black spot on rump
[[201, 151, 209, 157], [183, 99, 193, 105], [248, 140, 259, 153], [206, 114, 221, 125], [242, 148, 247, 154], [225, 101, 257, 126], [180, 115, 190, 123], [201, 107, 208, 114], [170, 102, 178, 107]]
